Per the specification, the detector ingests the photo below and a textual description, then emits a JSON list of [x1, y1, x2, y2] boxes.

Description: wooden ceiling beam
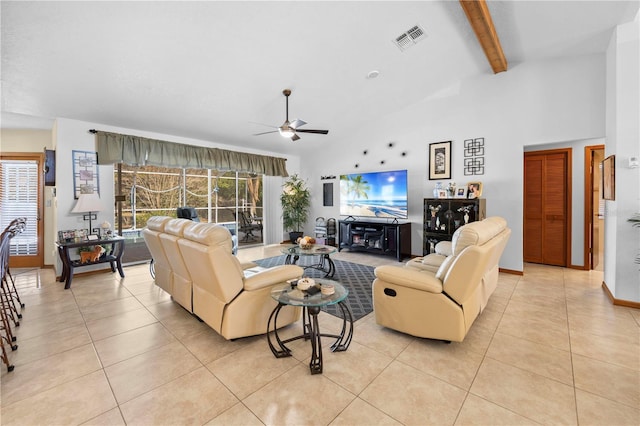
[[459, 0, 508, 74]]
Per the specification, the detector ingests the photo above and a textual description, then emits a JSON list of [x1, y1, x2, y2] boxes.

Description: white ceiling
[[2, 1, 638, 156]]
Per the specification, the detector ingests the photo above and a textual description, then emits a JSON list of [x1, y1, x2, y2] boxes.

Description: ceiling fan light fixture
[[278, 127, 295, 138]]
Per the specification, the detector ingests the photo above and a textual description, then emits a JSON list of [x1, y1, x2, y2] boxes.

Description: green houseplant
[[281, 174, 311, 243]]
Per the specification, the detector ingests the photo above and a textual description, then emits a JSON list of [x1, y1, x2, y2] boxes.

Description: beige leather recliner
[[177, 222, 303, 340], [372, 216, 511, 342], [142, 216, 173, 294], [159, 218, 194, 312]]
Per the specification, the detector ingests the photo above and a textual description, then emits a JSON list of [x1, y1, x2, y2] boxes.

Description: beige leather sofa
[[372, 216, 510, 342], [143, 217, 303, 339]]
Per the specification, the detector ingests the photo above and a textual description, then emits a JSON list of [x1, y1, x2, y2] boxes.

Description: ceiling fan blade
[[295, 129, 329, 135], [253, 130, 279, 136], [290, 119, 306, 129], [249, 121, 278, 129], [291, 134, 301, 141]]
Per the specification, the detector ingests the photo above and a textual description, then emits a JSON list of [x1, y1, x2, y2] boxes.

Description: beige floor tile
[[352, 314, 414, 358], [72, 285, 132, 308], [458, 321, 495, 355], [1, 343, 103, 406], [93, 322, 176, 367], [486, 332, 573, 385], [179, 326, 249, 364], [207, 338, 300, 399], [321, 340, 393, 394], [80, 295, 145, 322], [205, 402, 264, 425], [576, 389, 640, 426], [398, 338, 484, 390], [132, 286, 173, 306], [573, 353, 640, 409], [470, 306, 503, 333], [10, 323, 92, 366], [86, 307, 158, 341], [0, 370, 117, 426], [360, 361, 467, 425], [454, 394, 538, 425], [17, 295, 79, 320], [156, 305, 212, 339], [243, 363, 355, 426], [13, 308, 85, 340], [330, 397, 402, 425], [503, 298, 568, 323], [119, 367, 238, 425], [570, 329, 640, 370], [469, 357, 577, 424], [105, 341, 202, 404], [568, 309, 640, 344], [80, 407, 126, 425], [496, 310, 570, 351], [121, 278, 157, 295]]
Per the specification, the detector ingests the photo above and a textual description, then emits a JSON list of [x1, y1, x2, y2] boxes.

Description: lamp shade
[[71, 193, 104, 213]]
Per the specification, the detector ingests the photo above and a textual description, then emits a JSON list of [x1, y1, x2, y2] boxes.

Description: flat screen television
[[339, 169, 408, 219]]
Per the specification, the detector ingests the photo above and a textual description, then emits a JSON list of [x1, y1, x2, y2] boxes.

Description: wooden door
[[524, 149, 570, 266], [0, 153, 45, 268]]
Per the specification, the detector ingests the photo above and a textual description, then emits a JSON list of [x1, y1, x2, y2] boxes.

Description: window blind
[[0, 160, 38, 256]]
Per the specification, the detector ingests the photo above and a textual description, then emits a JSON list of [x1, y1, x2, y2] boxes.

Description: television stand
[[338, 219, 411, 261]]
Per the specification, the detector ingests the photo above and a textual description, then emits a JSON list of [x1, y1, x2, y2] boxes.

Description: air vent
[[393, 24, 427, 51]]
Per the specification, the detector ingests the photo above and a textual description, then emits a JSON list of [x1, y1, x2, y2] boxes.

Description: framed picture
[[73, 150, 99, 199], [437, 189, 447, 199], [602, 155, 615, 200], [429, 141, 451, 180], [467, 182, 483, 199], [455, 187, 467, 198]]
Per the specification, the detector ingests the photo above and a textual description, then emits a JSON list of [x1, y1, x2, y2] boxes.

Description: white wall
[[304, 54, 607, 273], [604, 19, 640, 302]]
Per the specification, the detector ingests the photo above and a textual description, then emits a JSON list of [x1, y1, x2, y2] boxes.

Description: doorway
[[585, 145, 605, 271], [0, 153, 44, 268], [523, 149, 571, 266]]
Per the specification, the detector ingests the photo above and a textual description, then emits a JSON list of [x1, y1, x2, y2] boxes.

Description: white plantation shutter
[[0, 160, 39, 256]]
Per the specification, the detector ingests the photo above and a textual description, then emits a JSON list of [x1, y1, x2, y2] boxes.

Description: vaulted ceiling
[[2, 1, 638, 155]]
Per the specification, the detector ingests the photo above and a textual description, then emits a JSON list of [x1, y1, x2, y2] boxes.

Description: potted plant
[[281, 174, 311, 243]]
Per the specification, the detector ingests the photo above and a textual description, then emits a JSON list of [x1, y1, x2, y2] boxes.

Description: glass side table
[[267, 279, 353, 374], [280, 244, 338, 278]]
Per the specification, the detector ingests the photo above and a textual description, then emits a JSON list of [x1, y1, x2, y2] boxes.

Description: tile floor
[[1, 245, 639, 425]]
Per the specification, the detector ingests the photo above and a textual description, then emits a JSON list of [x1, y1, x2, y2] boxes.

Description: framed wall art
[[429, 141, 451, 180], [73, 150, 99, 199], [602, 155, 615, 200]]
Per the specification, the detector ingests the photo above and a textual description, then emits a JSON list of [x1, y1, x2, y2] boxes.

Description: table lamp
[[71, 193, 104, 235]]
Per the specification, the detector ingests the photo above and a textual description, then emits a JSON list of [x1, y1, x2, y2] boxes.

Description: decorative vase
[[435, 217, 440, 228], [464, 213, 469, 224]]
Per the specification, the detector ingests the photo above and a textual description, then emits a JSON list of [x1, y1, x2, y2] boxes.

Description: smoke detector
[[393, 24, 427, 51]]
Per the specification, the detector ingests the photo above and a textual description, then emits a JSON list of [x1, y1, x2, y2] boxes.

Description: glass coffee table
[[267, 279, 353, 374], [280, 244, 338, 278]]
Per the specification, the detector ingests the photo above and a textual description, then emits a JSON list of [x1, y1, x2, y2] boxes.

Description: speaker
[[323, 183, 333, 206], [44, 149, 56, 186]]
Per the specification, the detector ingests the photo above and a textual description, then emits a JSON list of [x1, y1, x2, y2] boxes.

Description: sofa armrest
[[239, 261, 258, 270], [374, 265, 443, 293], [243, 265, 303, 291]]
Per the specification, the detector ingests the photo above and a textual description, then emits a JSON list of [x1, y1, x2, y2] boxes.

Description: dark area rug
[[253, 255, 375, 321]]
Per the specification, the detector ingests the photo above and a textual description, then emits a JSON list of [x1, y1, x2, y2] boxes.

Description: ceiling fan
[[254, 89, 329, 141]]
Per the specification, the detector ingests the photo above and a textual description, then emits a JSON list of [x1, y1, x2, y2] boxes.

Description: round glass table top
[[271, 279, 348, 307], [281, 244, 337, 257]]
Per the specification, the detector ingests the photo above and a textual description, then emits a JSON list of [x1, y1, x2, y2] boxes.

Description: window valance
[[94, 130, 289, 177]]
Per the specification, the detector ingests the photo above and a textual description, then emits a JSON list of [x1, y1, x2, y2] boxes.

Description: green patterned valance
[[94, 130, 288, 177]]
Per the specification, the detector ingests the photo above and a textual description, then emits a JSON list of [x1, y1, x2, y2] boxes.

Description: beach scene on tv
[[339, 170, 408, 219]]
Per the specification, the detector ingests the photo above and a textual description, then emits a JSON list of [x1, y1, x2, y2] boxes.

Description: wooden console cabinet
[[338, 219, 411, 261], [423, 198, 486, 255]]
